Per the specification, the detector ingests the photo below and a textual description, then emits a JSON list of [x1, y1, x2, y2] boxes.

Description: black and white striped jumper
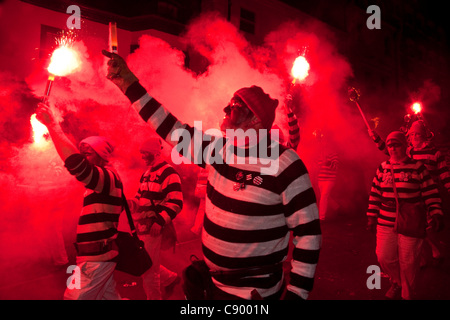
[[367, 158, 443, 227], [64, 153, 123, 263], [131, 160, 183, 229], [124, 81, 321, 300]]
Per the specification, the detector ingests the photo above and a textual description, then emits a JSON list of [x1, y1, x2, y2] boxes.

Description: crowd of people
[[34, 49, 449, 301]]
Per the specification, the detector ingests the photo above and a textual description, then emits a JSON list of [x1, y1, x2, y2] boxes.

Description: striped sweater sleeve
[[64, 153, 122, 194], [418, 162, 444, 218], [367, 165, 382, 219], [125, 82, 186, 149], [436, 150, 450, 192], [286, 106, 300, 150], [64, 153, 123, 262], [279, 151, 321, 299], [154, 165, 183, 225]]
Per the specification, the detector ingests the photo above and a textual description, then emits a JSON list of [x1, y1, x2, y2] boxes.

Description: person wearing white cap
[[367, 130, 444, 299], [103, 50, 321, 300], [35, 103, 122, 300], [127, 137, 183, 300]]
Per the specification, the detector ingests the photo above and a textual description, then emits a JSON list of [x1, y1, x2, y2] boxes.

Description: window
[[239, 8, 255, 34], [158, 1, 178, 20], [39, 25, 63, 59]]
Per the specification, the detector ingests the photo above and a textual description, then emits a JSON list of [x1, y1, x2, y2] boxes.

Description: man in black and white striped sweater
[[103, 51, 321, 300], [36, 104, 123, 300], [128, 137, 183, 300]]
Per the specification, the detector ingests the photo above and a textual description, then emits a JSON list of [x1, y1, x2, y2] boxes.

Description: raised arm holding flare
[[102, 50, 321, 300]]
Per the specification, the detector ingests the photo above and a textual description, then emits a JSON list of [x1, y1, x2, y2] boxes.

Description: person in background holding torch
[[279, 90, 301, 150], [35, 103, 123, 300], [277, 53, 309, 151], [407, 120, 449, 264], [367, 131, 444, 300], [369, 113, 448, 265]]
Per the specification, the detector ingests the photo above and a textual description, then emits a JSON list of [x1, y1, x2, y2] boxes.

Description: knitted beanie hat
[[407, 120, 426, 136], [79, 136, 115, 161], [140, 137, 162, 153], [386, 131, 407, 146], [233, 86, 278, 129]]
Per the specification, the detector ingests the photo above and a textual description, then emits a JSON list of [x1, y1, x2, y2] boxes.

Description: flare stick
[[109, 22, 118, 53], [42, 74, 55, 102]]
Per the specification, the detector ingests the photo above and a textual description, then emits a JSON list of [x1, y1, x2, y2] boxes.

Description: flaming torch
[[348, 87, 372, 132]]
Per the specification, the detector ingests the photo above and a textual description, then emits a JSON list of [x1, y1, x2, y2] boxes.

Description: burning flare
[[47, 45, 81, 77], [42, 30, 81, 102], [30, 113, 49, 147], [411, 102, 422, 114], [291, 55, 310, 83]]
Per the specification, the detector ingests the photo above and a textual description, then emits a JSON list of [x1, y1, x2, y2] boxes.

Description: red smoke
[[1, 11, 395, 297]]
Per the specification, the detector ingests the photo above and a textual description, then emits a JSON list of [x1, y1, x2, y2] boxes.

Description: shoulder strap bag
[[115, 192, 153, 276], [390, 164, 427, 238]]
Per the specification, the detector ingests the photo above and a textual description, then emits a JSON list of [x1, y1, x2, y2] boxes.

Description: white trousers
[[140, 233, 176, 300], [318, 179, 336, 220], [376, 225, 424, 300], [64, 261, 121, 300]]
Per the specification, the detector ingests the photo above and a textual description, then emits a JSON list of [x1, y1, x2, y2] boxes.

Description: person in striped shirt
[[35, 103, 123, 300], [127, 137, 183, 299], [407, 121, 450, 193], [407, 121, 449, 263], [367, 131, 444, 299], [282, 92, 301, 150], [103, 50, 321, 300], [369, 121, 450, 193], [370, 121, 448, 262]]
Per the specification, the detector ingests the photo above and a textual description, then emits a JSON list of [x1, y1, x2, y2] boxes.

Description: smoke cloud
[[0, 10, 399, 296]]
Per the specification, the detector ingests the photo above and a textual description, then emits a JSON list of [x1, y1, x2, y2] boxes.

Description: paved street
[[1, 209, 449, 301]]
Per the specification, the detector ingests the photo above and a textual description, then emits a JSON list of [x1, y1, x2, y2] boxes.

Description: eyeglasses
[[223, 99, 250, 116], [387, 143, 402, 148]]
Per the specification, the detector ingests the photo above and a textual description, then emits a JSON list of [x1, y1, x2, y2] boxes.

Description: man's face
[[140, 151, 155, 166], [409, 132, 425, 148], [80, 143, 104, 166], [220, 97, 253, 131], [387, 140, 407, 160]]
